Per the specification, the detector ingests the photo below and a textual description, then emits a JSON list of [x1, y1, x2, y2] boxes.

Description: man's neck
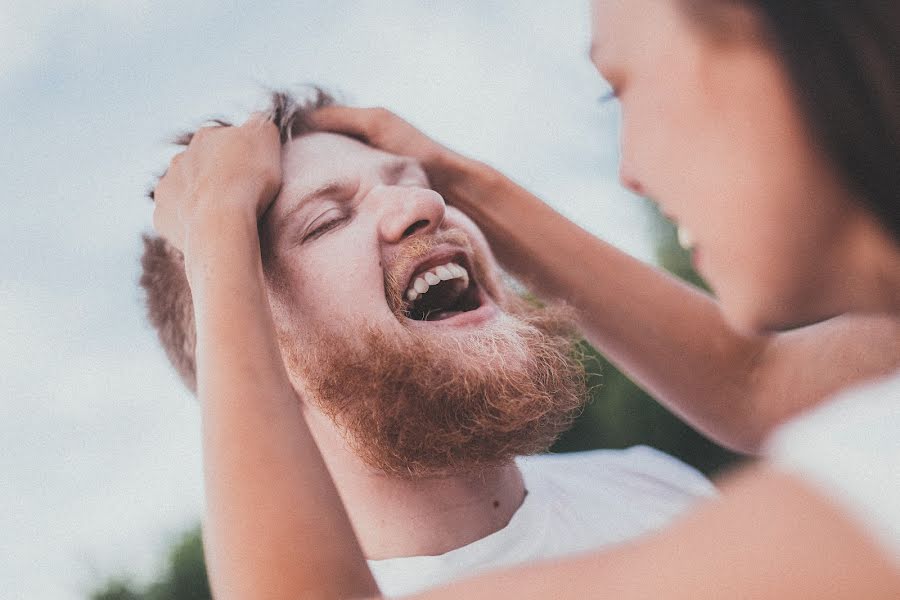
[[341, 460, 526, 560], [305, 408, 527, 560]]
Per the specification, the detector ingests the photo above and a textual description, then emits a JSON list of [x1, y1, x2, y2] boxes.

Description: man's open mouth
[[401, 253, 485, 322]]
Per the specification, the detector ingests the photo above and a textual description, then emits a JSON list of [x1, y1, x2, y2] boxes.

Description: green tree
[[91, 528, 211, 600]]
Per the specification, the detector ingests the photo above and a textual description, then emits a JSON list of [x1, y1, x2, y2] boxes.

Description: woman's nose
[[619, 163, 645, 196], [376, 186, 446, 243]]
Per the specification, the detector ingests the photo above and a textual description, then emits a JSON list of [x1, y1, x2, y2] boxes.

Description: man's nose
[[376, 186, 446, 243]]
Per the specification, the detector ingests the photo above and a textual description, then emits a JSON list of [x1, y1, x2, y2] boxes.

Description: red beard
[[285, 293, 586, 479]]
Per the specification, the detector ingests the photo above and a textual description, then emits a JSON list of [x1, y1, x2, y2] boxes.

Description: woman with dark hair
[[152, 0, 899, 598]]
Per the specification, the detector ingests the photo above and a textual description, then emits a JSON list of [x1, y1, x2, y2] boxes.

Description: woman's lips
[[691, 247, 703, 272]]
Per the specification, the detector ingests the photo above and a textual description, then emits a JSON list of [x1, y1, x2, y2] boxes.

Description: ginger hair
[[140, 88, 335, 393]]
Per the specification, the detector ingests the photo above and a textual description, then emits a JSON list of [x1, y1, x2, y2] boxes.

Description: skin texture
[[152, 0, 900, 597]]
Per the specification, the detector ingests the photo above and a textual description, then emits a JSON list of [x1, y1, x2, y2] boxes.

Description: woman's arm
[[404, 464, 900, 600], [446, 162, 900, 453], [313, 107, 900, 453], [153, 117, 377, 600]]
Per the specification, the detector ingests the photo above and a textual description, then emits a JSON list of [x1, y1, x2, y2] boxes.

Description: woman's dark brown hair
[[688, 1, 900, 243]]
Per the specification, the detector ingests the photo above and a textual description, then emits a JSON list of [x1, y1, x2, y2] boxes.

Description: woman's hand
[[311, 106, 474, 192], [152, 113, 282, 256]]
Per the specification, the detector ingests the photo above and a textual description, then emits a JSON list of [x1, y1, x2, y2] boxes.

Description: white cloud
[[1, 286, 204, 598], [0, 0, 154, 86]]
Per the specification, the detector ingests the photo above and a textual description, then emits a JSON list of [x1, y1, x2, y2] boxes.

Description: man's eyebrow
[[272, 159, 425, 231], [379, 157, 426, 184]]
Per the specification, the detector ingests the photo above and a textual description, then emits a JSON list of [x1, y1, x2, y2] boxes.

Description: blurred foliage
[[549, 340, 740, 475], [90, 204, 742, 598], [91, 527, 210, 600]]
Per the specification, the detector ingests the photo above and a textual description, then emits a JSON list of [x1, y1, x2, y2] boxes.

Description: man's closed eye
[[303, 211, 351, 243]]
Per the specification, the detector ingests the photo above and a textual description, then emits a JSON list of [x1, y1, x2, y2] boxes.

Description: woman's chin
[[717, 285, 786, 336], [720, 289, 838, 335]]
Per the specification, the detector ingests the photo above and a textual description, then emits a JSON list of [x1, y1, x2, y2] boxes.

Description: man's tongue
[[405, 277, 482, 321], [427, 309, 464, 321]]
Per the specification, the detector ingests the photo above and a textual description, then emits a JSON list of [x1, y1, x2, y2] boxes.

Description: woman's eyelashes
[[597, 84, 621, 105], [597, 75, 623, 105], [597, 91, 618, 105], [303, 209, 351, 243]]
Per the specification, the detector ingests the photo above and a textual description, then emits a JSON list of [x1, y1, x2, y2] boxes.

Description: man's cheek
[[448, 210, 489, 249], [319, 278, 395, 331]]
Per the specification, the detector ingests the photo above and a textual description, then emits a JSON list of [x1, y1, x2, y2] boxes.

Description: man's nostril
[[402, 220, 430, 238]]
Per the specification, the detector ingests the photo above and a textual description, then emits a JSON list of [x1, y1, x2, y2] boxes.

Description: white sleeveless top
[[767, 369, 900, 566]]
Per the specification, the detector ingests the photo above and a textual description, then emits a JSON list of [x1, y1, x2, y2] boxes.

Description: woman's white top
[[767, 369, 900, 566]]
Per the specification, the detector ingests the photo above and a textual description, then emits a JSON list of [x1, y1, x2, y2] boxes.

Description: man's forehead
[[281, 132, 421, 192], [283, 132, 411, 179], [284, 130, 368, 160]]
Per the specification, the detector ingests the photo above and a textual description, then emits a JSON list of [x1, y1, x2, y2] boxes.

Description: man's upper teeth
[[677, 226, 696, 251], [405, 262, 470, 302]]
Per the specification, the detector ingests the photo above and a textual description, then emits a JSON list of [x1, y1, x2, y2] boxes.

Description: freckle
[[493, 500, 500, 509]]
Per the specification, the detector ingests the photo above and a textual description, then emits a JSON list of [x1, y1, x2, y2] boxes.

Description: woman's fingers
[[149, 112, 284, 254], [312, 105, 438, 159], [312, 104, 479, 201], [311, 106, 385, 143], [243, 111, 274, 131]]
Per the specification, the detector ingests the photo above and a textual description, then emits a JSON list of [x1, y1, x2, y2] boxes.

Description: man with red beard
[[143, 90, 713, 597]]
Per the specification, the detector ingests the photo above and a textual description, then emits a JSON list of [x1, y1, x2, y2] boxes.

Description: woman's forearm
[[186, 212, 377, 600]]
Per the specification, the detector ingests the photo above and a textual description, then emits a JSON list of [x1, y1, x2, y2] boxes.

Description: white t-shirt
[[767, 369, 900, 567], [368, 446, 715, 597]]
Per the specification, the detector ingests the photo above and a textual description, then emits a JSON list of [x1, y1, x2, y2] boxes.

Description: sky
[[0, 1, 652, 598]]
